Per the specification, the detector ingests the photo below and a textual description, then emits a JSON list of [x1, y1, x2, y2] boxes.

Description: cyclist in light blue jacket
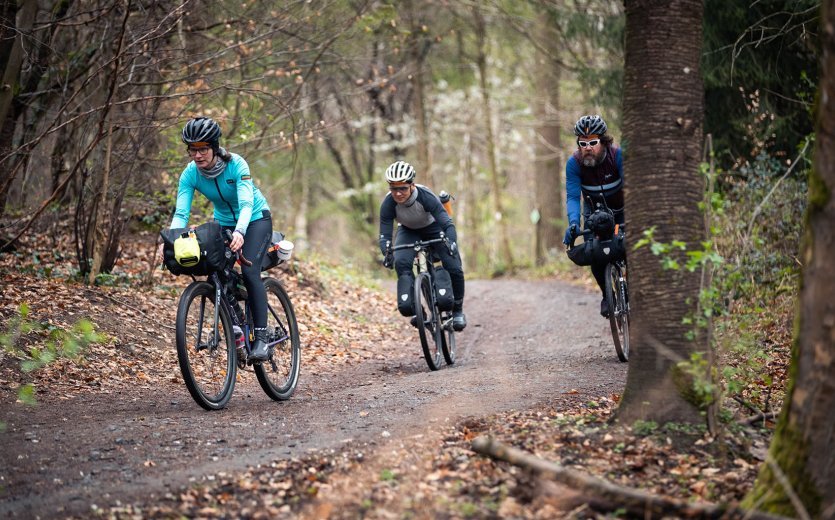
[[163, 117, 273, 361]]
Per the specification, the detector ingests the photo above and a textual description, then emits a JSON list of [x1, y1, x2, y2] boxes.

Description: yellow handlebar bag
[[174, 231, 201, 267]]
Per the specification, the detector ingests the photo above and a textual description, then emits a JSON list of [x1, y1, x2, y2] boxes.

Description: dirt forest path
[[0, 278, 627, 518]]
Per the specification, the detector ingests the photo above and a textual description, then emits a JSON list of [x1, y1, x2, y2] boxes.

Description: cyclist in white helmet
[[379, 160, 467, 331]]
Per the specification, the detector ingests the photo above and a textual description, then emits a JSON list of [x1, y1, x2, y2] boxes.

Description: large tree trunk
[[533, 11, 563, 265], [743, 1, 835, 516], [617, 0, 706, 425]]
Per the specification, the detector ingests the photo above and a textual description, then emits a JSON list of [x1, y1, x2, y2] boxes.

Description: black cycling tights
[[224, 216, 272, 329]]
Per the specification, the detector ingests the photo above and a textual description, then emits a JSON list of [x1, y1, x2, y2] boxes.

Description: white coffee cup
[[277, 240, 294, 260]]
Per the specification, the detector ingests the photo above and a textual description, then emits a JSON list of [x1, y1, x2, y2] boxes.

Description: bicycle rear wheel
[[176, 281, 237, 410], [605, 262, 630, 362], [440, 311, 456, 365], [254, 278, 301, 400], [414, 272, 441, 370]]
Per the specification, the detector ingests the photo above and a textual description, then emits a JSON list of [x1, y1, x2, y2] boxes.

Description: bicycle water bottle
[[233, 325, 245, 350], [226, 291, 245, 324], [439, 190, 454, 217]]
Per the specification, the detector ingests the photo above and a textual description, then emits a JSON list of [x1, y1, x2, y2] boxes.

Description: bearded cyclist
[[563, 115, 625, 318], [379, 161, 467, 331]]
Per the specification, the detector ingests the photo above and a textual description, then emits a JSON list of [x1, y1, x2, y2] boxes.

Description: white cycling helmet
[[385, 160, 415, 183]]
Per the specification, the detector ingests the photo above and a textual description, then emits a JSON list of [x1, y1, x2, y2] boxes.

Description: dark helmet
[[182, 117, 222, 148], [574, 115, 607, 137]]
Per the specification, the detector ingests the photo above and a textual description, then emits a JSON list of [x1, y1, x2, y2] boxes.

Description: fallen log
[[471, 435, 789, 520]]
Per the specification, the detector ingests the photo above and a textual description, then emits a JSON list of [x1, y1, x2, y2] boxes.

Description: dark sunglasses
[[578, 139, 600, 148], [389, 185, 411, 193]]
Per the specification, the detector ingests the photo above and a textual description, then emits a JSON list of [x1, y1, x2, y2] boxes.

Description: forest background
[[0, 0, 816, 281]]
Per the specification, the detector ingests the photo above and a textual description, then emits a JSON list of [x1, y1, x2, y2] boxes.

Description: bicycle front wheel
[[254, 277, 301, 400], [414, 272, 441, 371], [605, 263, 630, 362], [440, 311, 456, 366], [176, 281, 237, 410]]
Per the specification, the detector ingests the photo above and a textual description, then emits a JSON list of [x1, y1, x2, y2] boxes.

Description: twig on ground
[[739, 411, 778, 426]]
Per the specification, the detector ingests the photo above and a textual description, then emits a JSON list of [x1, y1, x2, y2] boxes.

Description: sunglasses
[[389, 185, 411, 193], [578, 139, 600, 148]]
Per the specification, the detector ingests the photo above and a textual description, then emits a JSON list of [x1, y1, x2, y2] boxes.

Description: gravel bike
[[568, 224, 630, 363], [173, 231, 300, 410], [389, 235, 456, 371]]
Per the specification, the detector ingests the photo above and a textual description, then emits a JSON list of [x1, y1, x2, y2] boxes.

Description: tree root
[[471, 435, 789, 520]]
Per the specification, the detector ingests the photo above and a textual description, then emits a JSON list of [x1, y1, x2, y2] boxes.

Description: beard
[[581, 147, 605, 167], [581, 156, 598, 167]]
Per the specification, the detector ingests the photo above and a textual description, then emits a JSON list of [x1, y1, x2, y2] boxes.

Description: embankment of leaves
[[0, 228, 409, 404]]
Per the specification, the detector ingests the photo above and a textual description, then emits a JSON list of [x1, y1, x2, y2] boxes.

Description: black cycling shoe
[[600, 298, 610, 319], [249, 329, 270, 362], [452, 311, 467, 331]]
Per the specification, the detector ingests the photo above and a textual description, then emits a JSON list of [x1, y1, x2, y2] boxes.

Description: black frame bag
[[160, 221, 226, 276]]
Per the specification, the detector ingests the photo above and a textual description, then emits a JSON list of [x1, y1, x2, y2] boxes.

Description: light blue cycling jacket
[[170, 153, 270, 235]]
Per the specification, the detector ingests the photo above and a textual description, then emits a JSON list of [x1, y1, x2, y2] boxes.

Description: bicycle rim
[[617, 266, 630, 360], [414, 273, 441, 370], [254, 278, 301, 400], [176, 281, 236, 410], [605, 263, 629, 362], [441, 312, 456, 365]]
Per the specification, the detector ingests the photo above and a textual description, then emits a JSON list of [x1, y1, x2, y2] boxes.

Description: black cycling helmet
[[182, 117, 222, 149], [574, 115, 607, 137]]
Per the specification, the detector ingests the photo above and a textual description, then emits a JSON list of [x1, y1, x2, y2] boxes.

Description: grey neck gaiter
[[197, 147, 228, 179]]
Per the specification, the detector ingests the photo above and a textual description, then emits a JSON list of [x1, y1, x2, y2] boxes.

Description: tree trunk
[[533, 11, 563, 265], [0, 0, 37, 215], [743, 1, 835, 516], [407, 0, 432, 187], [473, 6, 514, 272], [617, 0, 706, 425]]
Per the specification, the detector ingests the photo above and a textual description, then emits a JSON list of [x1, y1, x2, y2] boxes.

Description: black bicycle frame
[[209, 271, 290, 356]]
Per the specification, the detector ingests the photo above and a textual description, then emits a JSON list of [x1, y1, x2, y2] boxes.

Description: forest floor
[[0, 227, 793, 519]]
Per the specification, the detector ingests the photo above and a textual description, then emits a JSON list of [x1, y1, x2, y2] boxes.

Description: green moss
[[742, 419, 821, 516], [806, 163, 830, 213], [743, 322, 818, 516]]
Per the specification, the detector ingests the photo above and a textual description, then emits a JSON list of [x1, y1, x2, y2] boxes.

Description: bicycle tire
[[254, 277, 301, 400], [440, 311, 456, 365], [605, 262, 630, 362], [176, 281, 237, 410], [414, 272, 441, 370]]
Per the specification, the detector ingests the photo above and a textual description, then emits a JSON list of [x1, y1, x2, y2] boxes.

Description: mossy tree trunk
[[743, 1, 835, 516], [616, 0, 706, 426]]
